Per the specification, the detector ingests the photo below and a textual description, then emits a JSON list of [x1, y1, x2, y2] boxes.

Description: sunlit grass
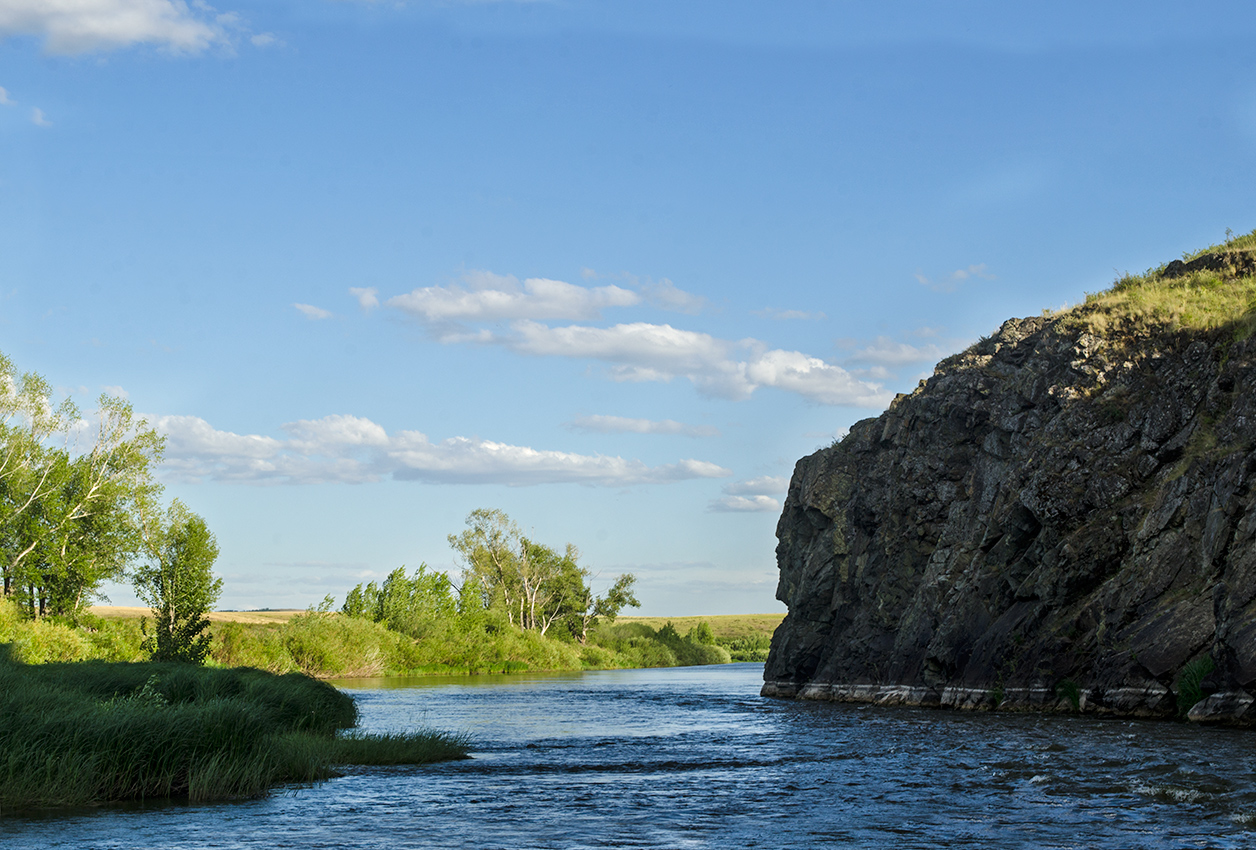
[[1050, 228, 1256, 339], [0, 654, 469, 810]]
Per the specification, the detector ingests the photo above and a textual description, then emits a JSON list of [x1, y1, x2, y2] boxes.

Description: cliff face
[[763, 257, 1256, 723]]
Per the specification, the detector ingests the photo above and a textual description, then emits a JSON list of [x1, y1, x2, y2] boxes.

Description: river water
[[6, 662, 1256, 848]]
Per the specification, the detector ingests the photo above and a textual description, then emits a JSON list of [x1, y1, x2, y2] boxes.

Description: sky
[[2, 1, 1255, 615]]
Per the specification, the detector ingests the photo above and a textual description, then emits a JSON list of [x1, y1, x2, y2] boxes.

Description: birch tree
[[133, 500, 222, 664], [0, 368, 165, 618]]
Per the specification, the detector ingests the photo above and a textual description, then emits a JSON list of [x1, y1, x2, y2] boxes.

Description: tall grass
[[0, 654, 469, 809], [19, 599, 753, 680], [1068, 228, 1256, 338]]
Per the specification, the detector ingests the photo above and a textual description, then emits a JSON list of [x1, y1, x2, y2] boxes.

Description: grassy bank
[[48, 603, 782, 676], [616, 613, 784, 662], [7, 599, 781, 677], [0, 654, 468, 809]]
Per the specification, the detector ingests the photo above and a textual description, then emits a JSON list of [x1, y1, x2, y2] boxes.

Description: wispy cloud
[[388, 270, 639, 325], [914, 263, 995, 293], [844, 336, 948, 367], [375, 269, 890, 407], [30, 107, 50, 127], [709, 495, 780, 513], [153, 413, 732, 487], [641, 278, 706, 314], [349, 287, 379, 310], [502, 321, 890, 406], [708, 475, 788, 512], [569, 415, 719, 438], [752, 307, 826, 321], [723, 475, 789, 496], [578, 269, 707, 315], [294, 303, 333, 320], [0, 86, 13, 106], [0, 0, 232, 54]]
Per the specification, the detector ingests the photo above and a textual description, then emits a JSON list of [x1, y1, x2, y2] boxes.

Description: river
[[5, 662, 1255, 848]]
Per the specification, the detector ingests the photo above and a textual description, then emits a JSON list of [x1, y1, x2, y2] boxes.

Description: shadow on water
[[5, 663, 1256, 849]]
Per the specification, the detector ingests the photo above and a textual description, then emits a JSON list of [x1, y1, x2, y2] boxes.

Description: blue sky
[[2, 1, 1255, 614]]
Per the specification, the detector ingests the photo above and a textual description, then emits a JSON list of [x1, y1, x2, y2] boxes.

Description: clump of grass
[[1175, 655, 1216, 717], [0, 652, 469, 809], [331, 730, 473, 765], [1055, 678, 1082, 711]]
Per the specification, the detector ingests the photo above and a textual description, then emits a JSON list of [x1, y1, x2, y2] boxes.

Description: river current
[[6, 662, 1256, 848]]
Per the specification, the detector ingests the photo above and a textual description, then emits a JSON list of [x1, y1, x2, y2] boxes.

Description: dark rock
[[1187, 691, 1256, 724], [763, 278, 1256, 724]]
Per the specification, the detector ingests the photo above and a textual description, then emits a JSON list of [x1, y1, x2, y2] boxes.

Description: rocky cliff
[[763, 247, 1256, 724]]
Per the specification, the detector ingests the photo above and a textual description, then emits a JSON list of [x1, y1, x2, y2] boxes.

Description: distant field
[[88, 606, 304, 625], [615, 613, 784, 640]]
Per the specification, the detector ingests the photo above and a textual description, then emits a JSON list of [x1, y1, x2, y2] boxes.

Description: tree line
[[341, 508, 639, 644], [0, 353, 220, 662]]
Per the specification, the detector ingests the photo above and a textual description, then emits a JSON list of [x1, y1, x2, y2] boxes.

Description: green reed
[[0, 652, 469, 809]]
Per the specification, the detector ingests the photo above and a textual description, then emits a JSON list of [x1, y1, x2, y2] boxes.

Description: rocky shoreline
[[761, 679, 1256, 724]]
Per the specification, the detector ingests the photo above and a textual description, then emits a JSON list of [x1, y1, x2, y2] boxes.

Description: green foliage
[[1175, 655, 1216, 716], [1055, 679, 1082, 711], [0, 596, 142, 663], [0, 656, 467, 808], [718, 632, 772, 662], [448, 509, 639, 639], [133, 501, 223, 664], [0, 376, 165, 620], [341, 564, 457, 639], [281, 610, 394, 678]]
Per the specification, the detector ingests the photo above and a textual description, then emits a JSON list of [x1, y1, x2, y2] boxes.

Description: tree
[[341, 564, 457, 639], [0, 368, 164, 619], [448, 508, 639, 639], [133, 501, 222, 664], [0, 351, 165, 617], [564, 572, 640, 643]]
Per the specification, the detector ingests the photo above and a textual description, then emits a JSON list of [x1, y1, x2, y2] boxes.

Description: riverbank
[[4, 602, 782, 678], [0, 657, 468, 809]]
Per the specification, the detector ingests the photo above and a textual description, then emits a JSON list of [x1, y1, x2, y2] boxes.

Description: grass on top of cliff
[[1061, 227, 1256, 338]]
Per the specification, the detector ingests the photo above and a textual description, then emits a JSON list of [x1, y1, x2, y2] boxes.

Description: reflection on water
[[5, 663, 1256, 848]]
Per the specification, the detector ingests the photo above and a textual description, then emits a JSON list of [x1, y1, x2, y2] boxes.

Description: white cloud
[[30, 107, 50, 127], [723, 475, 789, 496], [0, 0, 229, 54], [152, 413, 732, 487], [845, 336, 948, 367], [642, 278, 706, 314], [349, 287, 379, 310], [294, 303, 333, 320], [0, 87, 13, 106], [752, 307, 826, 321], [742, 348, 887, 405], [462, 319, 891, 406], [915, 263, 995, 293], [388, 271, 639, 325], [570, 415, 720, 438], [709, 495, 781, 513], [380, 268, 890, 407]]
